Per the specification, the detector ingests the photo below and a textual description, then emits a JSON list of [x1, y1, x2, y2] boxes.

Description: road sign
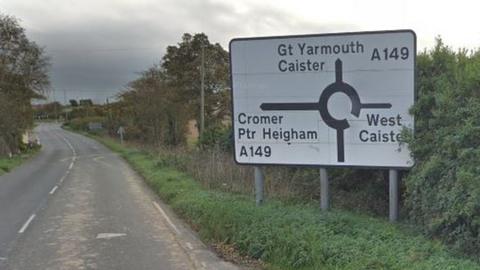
[[229, 30, 415, 168], [117, 126, 125, 144], [117, 126, 125, 135], [88, 122, 103, 131]]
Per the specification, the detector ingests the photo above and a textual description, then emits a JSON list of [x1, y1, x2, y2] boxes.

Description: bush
[[404, 39, 480, 255], [65, 116, 106, 132], [197, 124, 233, 152], [0, 147, 40, 175]]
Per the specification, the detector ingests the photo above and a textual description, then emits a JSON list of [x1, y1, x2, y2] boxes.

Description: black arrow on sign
[[260, 59, 392, 162]]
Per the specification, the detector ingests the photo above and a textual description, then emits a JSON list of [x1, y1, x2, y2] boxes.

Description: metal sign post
[[117, 126, 125, 145], [389, 169, 399, 222], [320, 168, 329, 210], [254, 166, 264, 206]]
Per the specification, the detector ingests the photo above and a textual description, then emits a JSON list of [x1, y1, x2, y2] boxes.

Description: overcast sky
[[1, 0, 479, 103]]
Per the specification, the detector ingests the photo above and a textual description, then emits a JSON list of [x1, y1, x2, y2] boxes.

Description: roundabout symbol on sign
[[260, 59, 392, 162]]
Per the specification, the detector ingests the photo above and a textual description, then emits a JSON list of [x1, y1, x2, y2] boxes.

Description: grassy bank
[[0, 148, 39, 176], [90, 135, 479, 270]]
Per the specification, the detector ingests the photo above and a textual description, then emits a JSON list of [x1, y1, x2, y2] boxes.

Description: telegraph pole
[[200, 45, 205, 138], [106, 98, 111, 122], [63, 89, 68, 121], [53, 88, 57, 122]]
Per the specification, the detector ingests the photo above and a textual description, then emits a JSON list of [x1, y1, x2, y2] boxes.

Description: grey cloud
[[3, 0, 357, 103], [174, 0, 357, 42]]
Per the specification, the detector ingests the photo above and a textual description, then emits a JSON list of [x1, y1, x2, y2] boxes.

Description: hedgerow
[[405, 38, 480, 255]]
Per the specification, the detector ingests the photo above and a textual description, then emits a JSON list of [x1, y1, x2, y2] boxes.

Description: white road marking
[[93, 156, 114, 168], [16, 133, 78, 237], [49, 185, 58, 195], [51, 133, 77, 189], [59, 174, 66, 184], [57, 133, 77, 157], [18, 214, 36, 234], [63, 138, 76, 156], [186, 242, 194, 250], [0, 257, 6, 261], [96, 233, 127, 239], [152, 201, 181, 235]]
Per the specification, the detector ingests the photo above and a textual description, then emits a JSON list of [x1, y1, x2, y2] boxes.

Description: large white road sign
[[230, 30, 415, 168]]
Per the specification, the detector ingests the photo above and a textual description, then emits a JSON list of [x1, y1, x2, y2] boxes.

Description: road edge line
[[152, 201, 181, 235], [49, 185, 58, 195], [18, 214, 36, 234]]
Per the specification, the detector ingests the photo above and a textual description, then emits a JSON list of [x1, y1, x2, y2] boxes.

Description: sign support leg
[[389, 169, 399, 222], [254, 166, 264, 206], [320, 168, 329, 210]]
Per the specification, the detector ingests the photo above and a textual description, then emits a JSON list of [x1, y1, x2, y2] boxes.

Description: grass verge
[[91, 134, 480, 270], [0, 147, 40, 176]]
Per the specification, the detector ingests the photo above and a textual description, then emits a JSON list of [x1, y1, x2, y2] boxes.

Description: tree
[[79, 99, 93, 106], [69, 99, 78, 107], [33, 102, 62, 120], [161, 33, 230, 131], [118, 66, 189, 145], [109, 33, 231, 147], [0, 14, 50, 155]]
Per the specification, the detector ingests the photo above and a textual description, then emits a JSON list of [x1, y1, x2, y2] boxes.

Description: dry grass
[[150, 146, 324, 202], [146, 145, 391, 216]]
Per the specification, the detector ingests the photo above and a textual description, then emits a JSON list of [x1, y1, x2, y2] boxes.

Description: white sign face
[[229, 30, 415, 168]]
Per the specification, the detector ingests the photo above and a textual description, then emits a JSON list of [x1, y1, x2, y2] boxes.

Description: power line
[[49, 89, 122, 93], [45, 47, 161, 54]]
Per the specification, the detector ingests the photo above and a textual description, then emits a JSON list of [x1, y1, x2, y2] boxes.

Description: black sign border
[[228, 29, 417, 169]]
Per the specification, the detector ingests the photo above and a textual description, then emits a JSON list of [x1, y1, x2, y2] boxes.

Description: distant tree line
[[33, 99, 95, 120], [0, 14, 50, 155]]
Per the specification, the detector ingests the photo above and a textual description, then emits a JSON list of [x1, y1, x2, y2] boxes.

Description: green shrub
[[404, 38, 480, 256], [65, 116, 106, 132], [197, 124, 233, 152], [0, 147, 40, 175]]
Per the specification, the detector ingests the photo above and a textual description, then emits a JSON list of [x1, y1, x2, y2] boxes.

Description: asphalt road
[[0, 123, 238, 270]]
